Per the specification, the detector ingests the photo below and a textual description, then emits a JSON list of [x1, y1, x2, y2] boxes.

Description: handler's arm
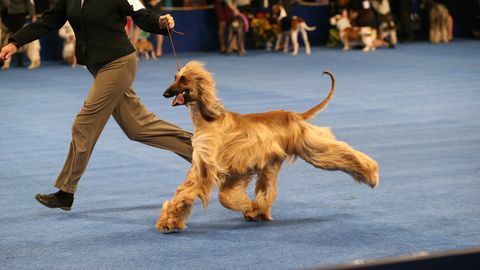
[[119, 0, 173, 35], [9, 0, 67, 47]]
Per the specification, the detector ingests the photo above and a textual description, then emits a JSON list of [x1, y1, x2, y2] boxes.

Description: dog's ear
[[196, 80, 225, 122]]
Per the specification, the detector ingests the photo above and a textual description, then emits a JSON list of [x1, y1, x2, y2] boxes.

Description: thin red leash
[[166, 27, 184, 72]]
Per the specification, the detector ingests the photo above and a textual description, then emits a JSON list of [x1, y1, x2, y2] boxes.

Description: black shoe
[[35, 191, 74, 211]]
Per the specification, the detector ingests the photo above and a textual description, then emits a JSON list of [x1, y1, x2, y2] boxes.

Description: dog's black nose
[[163, 90, 173, 98]]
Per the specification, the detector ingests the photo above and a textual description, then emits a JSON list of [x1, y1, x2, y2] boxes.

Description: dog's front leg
[[156, 168, 199, 233], [156, 161, 217, 233], [283, 32, 290, 53], [341, 34, 350, 51]]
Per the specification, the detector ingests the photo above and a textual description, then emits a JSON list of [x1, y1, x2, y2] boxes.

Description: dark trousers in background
[[394, 0, 415, 41]]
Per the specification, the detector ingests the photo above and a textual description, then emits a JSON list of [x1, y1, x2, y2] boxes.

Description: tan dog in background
[[422, 0, 453, 43], [157, 61, 379, 233], [135, 39, 156, 60], [58, 21, 76, 66], [1, 23, 41, 70]]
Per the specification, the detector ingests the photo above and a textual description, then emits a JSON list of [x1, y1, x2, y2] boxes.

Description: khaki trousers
[[54, 53, 193, 193]]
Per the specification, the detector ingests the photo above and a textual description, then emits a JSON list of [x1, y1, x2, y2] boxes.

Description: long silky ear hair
[[195, 74, 225, 122]]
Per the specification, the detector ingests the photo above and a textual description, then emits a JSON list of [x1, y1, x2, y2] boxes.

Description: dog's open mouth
[[171, 91, 187, 106]]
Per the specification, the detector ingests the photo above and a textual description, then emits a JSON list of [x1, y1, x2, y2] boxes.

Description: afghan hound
[[157, 61, 379, 233]]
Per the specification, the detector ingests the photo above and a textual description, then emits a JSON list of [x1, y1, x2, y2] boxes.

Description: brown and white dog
[[156, 61, 379, 233], [58, 21, 76, 66], [330, 10, 377, 52], [272, 4, 316, 55], [371, 0, 397, 47], [135, 39, 156, 60], [1, 23, 41, 70]]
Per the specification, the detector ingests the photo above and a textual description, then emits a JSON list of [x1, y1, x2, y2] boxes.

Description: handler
[[0, 0, 193, 210]]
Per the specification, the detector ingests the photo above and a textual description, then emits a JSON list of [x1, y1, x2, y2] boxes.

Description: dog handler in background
[[0, 0, 193, 210]]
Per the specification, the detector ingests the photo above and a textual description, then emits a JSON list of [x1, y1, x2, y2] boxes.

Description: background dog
[[422, 0, 453, 43], [272, 4, 316, 55], [371, 0, 397, 47], [2, 40, 41, 70], [1, 22, 41, 70], [58, 22, 76, 66], [330, 10, 377, 52], [135, 39, 156, 60], [157, 61, 379, 233], [225, 15, 247, 56]]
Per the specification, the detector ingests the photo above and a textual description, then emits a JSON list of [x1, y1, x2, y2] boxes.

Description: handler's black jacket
[[9, 0, 167, 65]]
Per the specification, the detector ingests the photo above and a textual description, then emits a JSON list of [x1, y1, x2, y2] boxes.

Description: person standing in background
[[143, 0, 165, 57], [214, 0, 238, 53], [349, 0, 377, 28], [394, 0, 415, 41]]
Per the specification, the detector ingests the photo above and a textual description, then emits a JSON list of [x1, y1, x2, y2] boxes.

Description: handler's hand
[[159, 14, 175, 30], [0, 43, 18, 61]]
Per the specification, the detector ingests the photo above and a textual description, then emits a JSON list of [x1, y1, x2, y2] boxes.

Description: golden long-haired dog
[[157, 61, 379, 233]]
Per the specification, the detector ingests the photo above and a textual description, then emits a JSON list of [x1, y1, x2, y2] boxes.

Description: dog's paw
[[243, 210, 273, 222], [155, 200, 187, 233], [155, 218, 186, 233]]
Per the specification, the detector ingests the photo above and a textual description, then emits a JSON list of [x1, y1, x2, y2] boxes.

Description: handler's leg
[[111, 88, 193, 162], [53, 53, 137, 194]]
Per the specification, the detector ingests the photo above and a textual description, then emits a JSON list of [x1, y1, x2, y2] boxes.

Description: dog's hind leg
[[249, 162, 282, 221], [218, 175, 254, 215], [290, 30, 299, 55], [298, 131, 379, 188], [300, 28, 311, 55], [283, 32, 290, 53]]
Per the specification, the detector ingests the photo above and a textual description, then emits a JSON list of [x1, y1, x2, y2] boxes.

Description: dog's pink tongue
[[172, 94, 184, 106]]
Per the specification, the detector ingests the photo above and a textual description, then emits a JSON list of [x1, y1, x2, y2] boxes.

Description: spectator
[[214, 0, 238, 53], [393, 0, 415, 42], [349, 0, 377, 28], [144, 0, 165, 57]]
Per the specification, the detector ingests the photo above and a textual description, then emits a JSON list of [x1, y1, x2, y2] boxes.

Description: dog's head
[[163, 61, 225, 121], [330, 10, 351, 30]]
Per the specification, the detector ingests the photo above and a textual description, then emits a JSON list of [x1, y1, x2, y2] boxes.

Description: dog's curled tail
[[300, 71, 335, 120], [304, 24, 317, 32]]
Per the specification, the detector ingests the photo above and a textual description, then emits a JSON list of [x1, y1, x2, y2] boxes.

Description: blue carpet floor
[[1, 40, 480, 270]]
